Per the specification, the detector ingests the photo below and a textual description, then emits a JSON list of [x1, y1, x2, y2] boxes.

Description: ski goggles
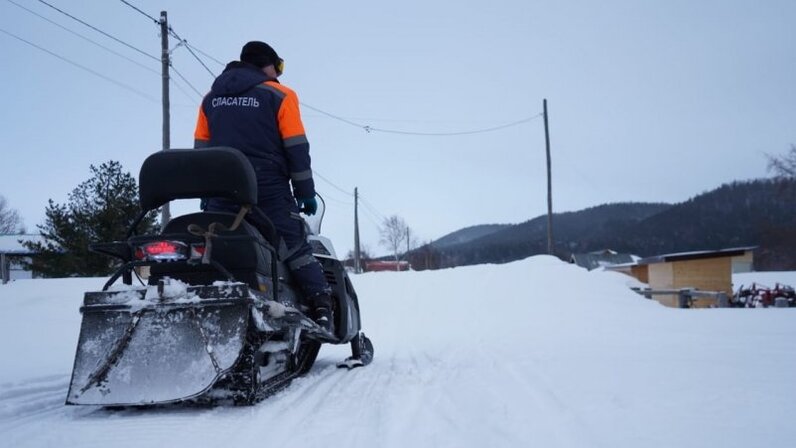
[[276, 58, 285, 76]]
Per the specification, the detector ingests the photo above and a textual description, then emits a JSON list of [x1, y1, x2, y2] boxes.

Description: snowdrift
[[0, 256, 794, 447]]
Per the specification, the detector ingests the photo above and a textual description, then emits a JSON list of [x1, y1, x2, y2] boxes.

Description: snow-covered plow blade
[[66, 283, 254, 406]]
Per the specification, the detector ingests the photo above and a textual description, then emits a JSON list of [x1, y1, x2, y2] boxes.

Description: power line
[[6, 1, 195, 106], [369, 114, 545, 136], [169, 77, 200, 106], [117, 2, 226, 70], [314, 170, 354, 197], [300, 102, 373, 130], [117, 0, 158, 24], [157, 35, 540, 138], [187, 43, 225, 67], [36, 0, 159, 62], [359, 196, 387, 222], [0, 27, 158, 102], [170, 63, 203, 97], [5, 0, 159, 75], [168, 28, 216, 78], [320, 193, 354, 207], [302, 102, 542, 136], [359, 205, 384, 230]]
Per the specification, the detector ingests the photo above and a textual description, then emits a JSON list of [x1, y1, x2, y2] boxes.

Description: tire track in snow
[[479, 346, 602, 448], [0, 375, 71, 427]]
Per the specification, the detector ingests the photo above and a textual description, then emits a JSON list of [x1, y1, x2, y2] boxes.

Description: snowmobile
[[65, 147, 373, 407]]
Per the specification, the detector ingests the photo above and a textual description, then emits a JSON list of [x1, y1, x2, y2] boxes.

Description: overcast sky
[[1, 0, 794, 256]]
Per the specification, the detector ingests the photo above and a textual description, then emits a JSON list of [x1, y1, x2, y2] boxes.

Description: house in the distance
[[0, 234, 44, 283], [365, 260, 411, 272], [622, 246, 756, 308]]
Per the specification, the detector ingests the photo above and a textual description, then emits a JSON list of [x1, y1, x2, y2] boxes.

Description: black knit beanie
[[240, 41, 280, 68]]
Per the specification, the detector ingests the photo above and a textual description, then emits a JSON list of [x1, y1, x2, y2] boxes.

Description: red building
[[365, 260, 411, 272]]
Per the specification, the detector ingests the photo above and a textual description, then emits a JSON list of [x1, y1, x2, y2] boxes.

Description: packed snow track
[[1, 257, 795, 447]]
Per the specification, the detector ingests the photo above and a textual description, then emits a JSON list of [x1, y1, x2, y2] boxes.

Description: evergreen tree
[[23, 161, 158, 277]]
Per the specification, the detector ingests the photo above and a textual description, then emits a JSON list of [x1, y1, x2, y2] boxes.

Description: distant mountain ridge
[[409, 178, 795, 270], [431, 224, 510, 249]]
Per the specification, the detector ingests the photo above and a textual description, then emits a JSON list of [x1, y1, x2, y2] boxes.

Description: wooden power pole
[[354, 187, 361, 273], [543, 99, 553, 255], [160, 11, 171, 226]]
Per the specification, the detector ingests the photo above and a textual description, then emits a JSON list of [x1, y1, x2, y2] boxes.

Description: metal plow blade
[[66, 285, 253, 406]]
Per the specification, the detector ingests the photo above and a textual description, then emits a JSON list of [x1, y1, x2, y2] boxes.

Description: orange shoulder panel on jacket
[[194, 105, 211, 141], [265, 81, 306, 139]]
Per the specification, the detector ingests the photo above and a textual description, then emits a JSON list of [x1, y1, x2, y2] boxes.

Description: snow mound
[[0, 256, 794, 447]]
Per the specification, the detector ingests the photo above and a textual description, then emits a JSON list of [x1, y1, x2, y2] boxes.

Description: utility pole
[[543, 99, 553, 255], [160, 11, 171, 226], [354, 187, 361, 273]]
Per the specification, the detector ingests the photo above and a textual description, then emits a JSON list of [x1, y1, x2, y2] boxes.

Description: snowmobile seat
[[136, 147, 287, 288], [139, 147, 257, 212]]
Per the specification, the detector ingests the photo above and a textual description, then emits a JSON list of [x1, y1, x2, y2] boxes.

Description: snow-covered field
[[1, 257, 794, 448]]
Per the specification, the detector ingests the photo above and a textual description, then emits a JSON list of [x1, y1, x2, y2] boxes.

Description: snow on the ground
[[0, 257, 794, 448]]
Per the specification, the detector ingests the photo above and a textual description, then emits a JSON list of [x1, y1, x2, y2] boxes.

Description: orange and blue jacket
[[194, 61, 315, 199]]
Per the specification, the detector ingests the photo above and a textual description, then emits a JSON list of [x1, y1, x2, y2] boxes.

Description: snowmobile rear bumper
[[66, 283, 261, 406]]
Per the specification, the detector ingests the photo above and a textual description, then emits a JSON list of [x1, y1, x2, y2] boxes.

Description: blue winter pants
[[205, 188, 330, 302]]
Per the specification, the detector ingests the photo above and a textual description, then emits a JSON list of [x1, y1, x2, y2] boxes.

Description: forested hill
[[409, 178, 796, 270], [430, 224, 511, 249]]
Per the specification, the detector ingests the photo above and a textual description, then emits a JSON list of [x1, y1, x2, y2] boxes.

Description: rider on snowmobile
[[193, 41, 333, 332]]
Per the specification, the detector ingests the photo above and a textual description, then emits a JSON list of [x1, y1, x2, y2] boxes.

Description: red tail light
[[134, 241, 188, 261]]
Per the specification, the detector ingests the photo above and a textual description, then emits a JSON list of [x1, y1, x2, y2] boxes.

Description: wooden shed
[[636, 247, 756, 308]]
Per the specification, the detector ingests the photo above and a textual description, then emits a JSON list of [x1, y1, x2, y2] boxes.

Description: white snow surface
[[0, 256, 794, 447]]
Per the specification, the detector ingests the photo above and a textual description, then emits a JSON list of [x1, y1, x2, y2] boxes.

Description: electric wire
[[5, 0, 159, 75], [6, 0, 195, 106], [359, 205, 384, 230], [118, 0, 159, 24], [36, 0, 159, 62], [185, 42, 225, 67], [168, 28, 215, 78], [302, 102, 543, 136], [116, 0, 223, 74], [0, 27, 158, 103], [368, 113, 544, 136], [359, 195, 387, 218], [300, 102, 373, 130], [314, 170, 354, 197], [321, 194, 354, 207], [170, 63, 203, 97], [169, 77, 199, 106], [153, 36, 541, 138], [359, 198, 387, 223]]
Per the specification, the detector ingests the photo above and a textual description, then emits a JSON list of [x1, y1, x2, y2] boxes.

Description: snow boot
[[313, 306, 333, 334], [309, 293, 333, 334]]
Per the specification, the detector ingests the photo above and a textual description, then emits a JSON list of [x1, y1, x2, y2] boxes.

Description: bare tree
[[379, 215, 408, 262], [768, 144, 796, 179], [0, 195, 23, 234]]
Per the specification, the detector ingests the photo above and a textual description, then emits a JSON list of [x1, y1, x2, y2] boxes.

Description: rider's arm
[[194, 105, 211, 148], [272, 83, 315, 199]]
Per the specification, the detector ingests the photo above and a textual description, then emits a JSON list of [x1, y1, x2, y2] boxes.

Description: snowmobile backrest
[[139, 147, 258, 211]]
